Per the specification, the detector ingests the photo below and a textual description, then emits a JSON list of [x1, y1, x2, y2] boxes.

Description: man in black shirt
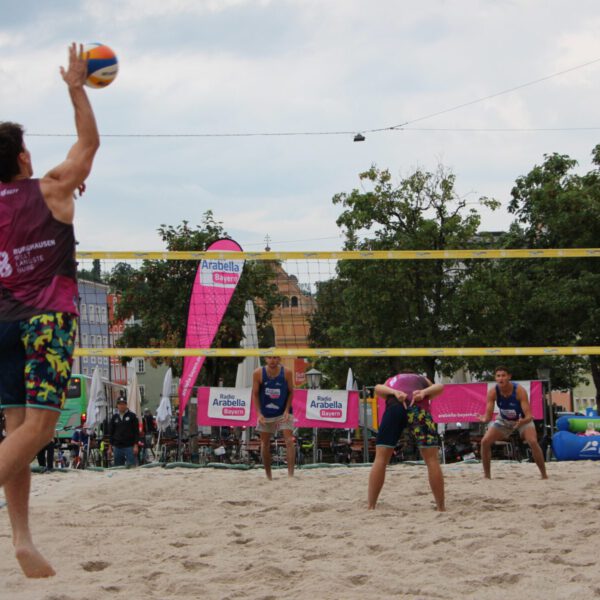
[[109, 397, 139, 467]]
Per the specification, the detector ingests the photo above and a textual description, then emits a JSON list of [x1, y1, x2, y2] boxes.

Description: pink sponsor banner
[[529, 381, 543, 419], [197, 387, 257, 427], [429, 383, 488, 423], [378, 381, 544, 424], [178, 239, 244, 418], [293, 390, 359, 429]]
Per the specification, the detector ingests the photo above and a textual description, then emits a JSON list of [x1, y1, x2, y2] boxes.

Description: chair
[[493, 439, 515, 460]]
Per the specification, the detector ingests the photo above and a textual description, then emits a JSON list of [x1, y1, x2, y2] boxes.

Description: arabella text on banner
[[207, 387, 252, 422], [305, 390, 348, 423]]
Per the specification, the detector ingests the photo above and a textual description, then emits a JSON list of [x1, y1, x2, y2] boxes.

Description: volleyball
[[83, 43, 118, 88]]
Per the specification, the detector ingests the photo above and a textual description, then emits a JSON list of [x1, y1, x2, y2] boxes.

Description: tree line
[[93, 146, 600, 409]]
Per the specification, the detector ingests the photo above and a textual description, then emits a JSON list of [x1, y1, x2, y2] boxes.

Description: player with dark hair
[[0, 43, 99, 577], [479, 366, 547, 480]]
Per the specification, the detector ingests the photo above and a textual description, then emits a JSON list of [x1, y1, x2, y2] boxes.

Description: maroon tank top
[[0, 179, 78, 321]]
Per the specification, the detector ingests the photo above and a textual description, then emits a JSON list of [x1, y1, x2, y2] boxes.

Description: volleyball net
[[74, 248, 600, 368]]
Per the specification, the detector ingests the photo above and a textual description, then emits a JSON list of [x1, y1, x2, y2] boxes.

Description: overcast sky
[[2, 0, 599, 251]]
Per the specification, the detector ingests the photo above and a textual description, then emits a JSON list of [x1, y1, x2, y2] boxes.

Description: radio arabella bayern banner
[[195, 388, 359, 428], [178, 238, 244, 419], [293, 390, 359, 429], [197, 387, 256, 427]]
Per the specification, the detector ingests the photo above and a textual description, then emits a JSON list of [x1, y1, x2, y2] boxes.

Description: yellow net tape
[[77, 248, 600, 261], [75, 346, 600, 357]]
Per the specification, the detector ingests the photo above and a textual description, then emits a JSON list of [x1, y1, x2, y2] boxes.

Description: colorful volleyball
[[83, 43, 118, 88]]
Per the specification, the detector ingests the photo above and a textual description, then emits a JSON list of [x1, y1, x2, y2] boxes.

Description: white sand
[[1, 461, 599, 600]]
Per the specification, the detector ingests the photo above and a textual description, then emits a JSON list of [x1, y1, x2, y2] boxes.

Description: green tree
[[309, 165, 499, 386], [78, 258, 104, 282], [109, 212, 282, 386], [502, 148, 600, 406]]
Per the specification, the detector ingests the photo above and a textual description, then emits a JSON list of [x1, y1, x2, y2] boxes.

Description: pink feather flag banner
[[177, 238, 244, 418]]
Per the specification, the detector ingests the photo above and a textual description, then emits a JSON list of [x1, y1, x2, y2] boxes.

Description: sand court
[[1, 461, 599, 600]]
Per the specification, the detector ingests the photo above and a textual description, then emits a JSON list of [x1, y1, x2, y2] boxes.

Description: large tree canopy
[[311, 154, 600, 404], [502, 147, 600, 404], [310, 165, 499, 385]]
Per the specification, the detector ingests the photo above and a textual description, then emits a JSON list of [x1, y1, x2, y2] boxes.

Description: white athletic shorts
[[256, 413, 294, 434], [491, 417, 535, 439]]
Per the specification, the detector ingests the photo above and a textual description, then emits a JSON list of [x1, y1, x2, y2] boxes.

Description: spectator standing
[[108, 397, 139, 467]]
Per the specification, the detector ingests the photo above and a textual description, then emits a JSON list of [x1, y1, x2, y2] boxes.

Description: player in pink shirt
[[0, 44, 99, 578], [368, 371, 445, 511]]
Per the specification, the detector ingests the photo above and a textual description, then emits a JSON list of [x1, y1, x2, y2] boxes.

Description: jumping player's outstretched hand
[[478, 414, 489, 423], [60, 43, 87, 88]]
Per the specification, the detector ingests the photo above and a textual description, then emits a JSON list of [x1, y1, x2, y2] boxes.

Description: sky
[[2, 0, 600, 252]]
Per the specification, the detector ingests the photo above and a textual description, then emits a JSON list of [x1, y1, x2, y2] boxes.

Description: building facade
[[76, 279, 110, 380]]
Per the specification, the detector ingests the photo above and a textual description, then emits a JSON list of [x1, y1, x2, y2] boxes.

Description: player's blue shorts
[[377, 399, 440, 448], [0, 312, 77, 412]]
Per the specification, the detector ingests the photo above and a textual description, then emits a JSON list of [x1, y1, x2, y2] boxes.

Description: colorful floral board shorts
[[0, 312, 77, 412], [376, 401, 440, 448]]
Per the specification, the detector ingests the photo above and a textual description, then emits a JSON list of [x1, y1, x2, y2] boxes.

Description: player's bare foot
[[15, 544, 56, 578]]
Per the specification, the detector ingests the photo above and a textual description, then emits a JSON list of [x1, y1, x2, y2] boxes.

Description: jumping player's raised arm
[[40, 43, 100, 224]]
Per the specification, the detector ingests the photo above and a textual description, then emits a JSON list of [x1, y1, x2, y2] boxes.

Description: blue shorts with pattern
[[377, 402, 440, 448]]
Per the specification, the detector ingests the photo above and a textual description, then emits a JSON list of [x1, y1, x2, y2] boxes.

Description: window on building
[[100, 306, 107, 324], [136, 358, 146, 374], [82, 367, 88, 375], [103, 368, 109, 378], [291, 296, 299, 308], [82, 333, 88, 346], [139, 385, 146, 401], [96, 335, 102, 348], [282, 297, 290, 308], [80, 303, 87, 322], [91, 356, 96, 365], [103, 335, 108, 347], [88, 305, 95, 323]]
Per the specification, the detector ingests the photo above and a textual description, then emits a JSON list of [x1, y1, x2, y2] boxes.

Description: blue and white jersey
[[495, 383, 524, 421], [259, 366, 291, 418]]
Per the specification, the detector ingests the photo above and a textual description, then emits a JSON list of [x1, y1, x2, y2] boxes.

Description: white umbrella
[[127, 371, 142, 417], [85, 366, 105, 433], [156, 368, 173, 433], [236, 301, 260, 455], [346, 368, 355, 392], [235, 300, 260, 388], [346, 368, 356, 443]]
